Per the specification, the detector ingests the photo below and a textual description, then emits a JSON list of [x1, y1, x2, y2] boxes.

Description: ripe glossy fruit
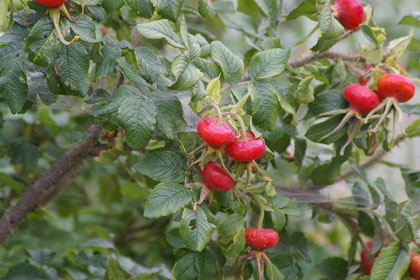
[[332, 0, 364, 30], [377, 74, 415, 103], [199, 161, 234, 192], [35, 0, 67, 8], [360, 239, 380, 275], [197, 117, 236, 148], [226, 131, 265, 162], [409, 253, 420, 279], [344, 84, 381, 115], [245, 228, 279, 252]]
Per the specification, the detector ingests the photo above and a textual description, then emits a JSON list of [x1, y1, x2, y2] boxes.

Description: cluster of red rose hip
[[196, 116, 279, 277], [361, 240, 420, 279], [196, 116, 278, 246], [334, 1, 420, 278]]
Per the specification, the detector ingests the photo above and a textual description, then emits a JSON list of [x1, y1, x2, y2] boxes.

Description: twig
[[289, 51, 365, 68], [0, 125, 107, 243], [337, 214, 374, 263], [0, 190, 15, 219]]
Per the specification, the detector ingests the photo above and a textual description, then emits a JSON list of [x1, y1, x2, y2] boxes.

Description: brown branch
[[0, 125, 106, 243], [289, 51, 365, 68]]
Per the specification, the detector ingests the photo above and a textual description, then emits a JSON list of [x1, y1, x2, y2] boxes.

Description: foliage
[[0, 0, 420, 279]]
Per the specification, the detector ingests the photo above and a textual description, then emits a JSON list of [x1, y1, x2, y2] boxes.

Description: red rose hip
[[199, 161, 234, 192], [245, 228, 279, 252], [360, 239, 380, 275], [35, 0, 67, 8], [226, 131, 265, 162], [197, 117, 236, 148], [332, 0, 364, 30], [377, 74, 415, 103], [344, 84, 381, 115], [409, 253, 420, 279]]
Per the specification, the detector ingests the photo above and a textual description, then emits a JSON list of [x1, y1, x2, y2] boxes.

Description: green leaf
[[287, 0, 316, 20], [399, 14, 420, 29], [117, 58, 149, 86], [127, 0, 155, 18], [55, 42, 90, 97], [249, 48, 290, 80], [310, 146, 351, 186], [309, 89, 348, 115], [148, 93, 185, 139], [210, 41, 244, 84], [118, 97, 156, 149], [271, 209, 286, 231], [406, 119, 420, 138], [102, 0, 124, 12], [26, 249, 55, 267], [217, 214, 244, 235], [180, 207, 216, 252], [192, 58, 221, 82], [198, 0, 215, 19], [104, 258, 129, 280], [151, 0, 184, 22], [136, 47, 165, 83], [218, 11, 258, 36], [166, 228, 188, 249], [4, 263, 43, 279], [81, 238, 114, 249], [134, 151, 186, 183], [169, 55, 202, 90], [252, 82, 279, 131], [173, 253, 198, 280], [317, 257, 348, 280], [95, 45, 122, 79], [180, 17, 201, 60], [272, 81, 297, 125], [144, 182, 192, 218], [294, 137, 306, 166], [290, 232, 311, 264], [196, 250, 217, 280], [255, 0, 281, 24], [205, 77, 221, 104], [69, 16, 96, 43], [0, 59, 28, 114], [305, 115, 347, 144], [25, 17, 62, 67], [226, 228, 246, 257], [297, 77, 314, 104], [370, 241, 410, 280], [136, 20, 184, 49]]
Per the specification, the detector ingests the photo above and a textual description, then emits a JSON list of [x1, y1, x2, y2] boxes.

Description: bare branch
[[289, 51, 365, 68], [0, 125, 106, 243]]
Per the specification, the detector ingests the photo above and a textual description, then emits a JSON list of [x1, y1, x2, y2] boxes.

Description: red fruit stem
[[246, 162, 252, 191], [339, 119, 362, 156], [319, 110, 355, 142], [58, 4, 72, 21], [49, 8, 79, 45], [208, 103, 223, 125], [262, 252, 274, 280], [71, 0, 85, 21], [227, 113, 247, 140]]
